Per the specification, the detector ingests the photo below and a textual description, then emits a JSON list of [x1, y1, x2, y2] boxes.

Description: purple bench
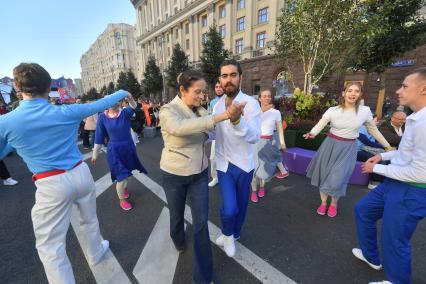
[[283, 147, 369, 186]]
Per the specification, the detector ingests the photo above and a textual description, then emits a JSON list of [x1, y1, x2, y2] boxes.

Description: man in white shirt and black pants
[[354, 68, 426, 284], [213, 60, 261, 257]]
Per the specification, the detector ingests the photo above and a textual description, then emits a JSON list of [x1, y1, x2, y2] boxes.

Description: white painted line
[[95, 173, 113, 198], [70, 206, 131, 284], [78, 141, 83, 146], [132, 172, 297, 284], [133, 207, 181, 284]]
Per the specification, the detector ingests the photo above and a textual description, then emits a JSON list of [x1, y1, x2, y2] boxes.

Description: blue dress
[[95, 108, 147, 182]]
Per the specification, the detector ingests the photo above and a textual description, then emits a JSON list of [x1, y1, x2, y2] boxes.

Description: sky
[[0, 0, 136, 80]]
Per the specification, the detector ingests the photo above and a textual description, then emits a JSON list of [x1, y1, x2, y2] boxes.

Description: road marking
[[133, 172, 297, 284], [133, 207, 181, 284], [70, 207, 131, 284]]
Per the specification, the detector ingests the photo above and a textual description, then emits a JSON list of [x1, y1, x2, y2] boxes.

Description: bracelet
[[231, 117, 241, 125]]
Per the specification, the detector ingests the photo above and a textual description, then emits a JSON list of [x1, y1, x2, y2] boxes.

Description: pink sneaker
[[120, 200, 133, 211], [250, 192, 258, 203], [258, 187, 265, 198], [123, 188, 129, 199], [317, 204, 327, 215], [275, 171, 289, 179], [327, 205, 337, 217]]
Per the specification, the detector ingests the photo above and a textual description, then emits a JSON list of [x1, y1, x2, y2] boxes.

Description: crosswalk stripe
[[70, 207, 131, 284], [132, 207, 181, 284], [133, 172, 297, 284]]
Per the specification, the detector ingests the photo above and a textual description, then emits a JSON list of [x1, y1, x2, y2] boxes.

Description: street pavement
[[1, 131, 425, 284]]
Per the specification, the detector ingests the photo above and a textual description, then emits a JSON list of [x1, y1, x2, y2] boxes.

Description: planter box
[[282, 147, 369, 185], [295, 132, 326, 151], [284, 129, 298, 148]]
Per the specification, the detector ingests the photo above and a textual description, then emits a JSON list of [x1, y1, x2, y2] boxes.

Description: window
[[201, 15, 208, 27], [175, 29, 179, 39], [235, 38, 243, 54], [258, 7, 268, 24], [219, 25, 226, 38], [202, 33, 208, 44], [219, 5, 226, 18], [236, 17, 245, 32], [185, 23, 189, 34], [256, 32, 266, 48], [237, 0, 245, 10], [186, 39, 190, 50]]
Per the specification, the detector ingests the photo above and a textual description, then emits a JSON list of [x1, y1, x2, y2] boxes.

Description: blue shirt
[[95, 107, 134, 144], [209, 97, 221, 114], [0, 90, 128, 173]]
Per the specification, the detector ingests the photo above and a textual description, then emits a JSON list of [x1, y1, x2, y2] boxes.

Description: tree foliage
[[107, 82, 115, 95], [85, 87, 101, 101], [200, 25, 229, 88], [166, 43, 189, 90], [352, 0, 426, 76], [275, 0, 365, 93], [114, 70, 142, 98], [142, 55, 163, 99]]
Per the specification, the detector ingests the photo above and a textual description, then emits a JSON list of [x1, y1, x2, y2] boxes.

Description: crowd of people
[[0, 61, 425, 284]]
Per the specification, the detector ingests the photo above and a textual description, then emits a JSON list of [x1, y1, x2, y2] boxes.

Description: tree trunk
[[375, 72, 386, 119]]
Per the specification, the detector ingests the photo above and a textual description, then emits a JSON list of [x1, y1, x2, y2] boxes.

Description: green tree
[[99, 85, 107, 97], [115, 71, 127, 91], [85, 87, 100, 101], [142, 55, 163, 100], [126, 70, 142, 98], [275, 0, 365, 93], [200, 25, 229, 88], [351, 0, 426, 117], [165, 44, 189, 90], [107, 82, 115, 94]]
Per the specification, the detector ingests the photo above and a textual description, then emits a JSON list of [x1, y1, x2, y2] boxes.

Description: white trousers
[[210, 140, 217, 180], [31, 162, 103, 284]]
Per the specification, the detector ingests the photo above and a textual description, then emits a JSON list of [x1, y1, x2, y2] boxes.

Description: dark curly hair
[[13, 63, 51, 97]]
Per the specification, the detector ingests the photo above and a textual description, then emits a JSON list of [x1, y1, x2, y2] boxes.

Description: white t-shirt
[[310, 105, 373, 139], [261, 108, 281, 136]]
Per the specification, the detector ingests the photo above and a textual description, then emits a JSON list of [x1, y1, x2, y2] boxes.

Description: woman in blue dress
[[91, 94, 147, 210]]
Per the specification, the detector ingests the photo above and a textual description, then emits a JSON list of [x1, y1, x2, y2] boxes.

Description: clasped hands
[[226, 102, 247, 123]]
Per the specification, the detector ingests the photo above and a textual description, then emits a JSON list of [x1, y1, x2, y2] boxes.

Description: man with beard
[[208, 81, 224, 187], [213, 59, 261, 257]]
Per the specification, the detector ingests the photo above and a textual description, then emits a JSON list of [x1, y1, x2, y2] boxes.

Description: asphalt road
[[1, 131, 425, 284]]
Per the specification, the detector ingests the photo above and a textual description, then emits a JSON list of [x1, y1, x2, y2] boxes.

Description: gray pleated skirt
[[306, 136, 357, 197], [254, 137, 282, 180]]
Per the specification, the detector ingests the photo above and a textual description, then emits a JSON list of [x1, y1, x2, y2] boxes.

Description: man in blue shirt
[[0, 63, 131, 284]]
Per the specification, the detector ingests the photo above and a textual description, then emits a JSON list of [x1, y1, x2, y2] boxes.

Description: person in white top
[[250, 89, 289, 203], [353, 68, 426, 284], [304, 82, 391, 218], [213, 60, 261, 257], [208, 81, 224, 187]]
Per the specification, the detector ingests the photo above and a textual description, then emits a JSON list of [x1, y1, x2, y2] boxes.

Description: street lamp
[[159, 35, 166, 102]]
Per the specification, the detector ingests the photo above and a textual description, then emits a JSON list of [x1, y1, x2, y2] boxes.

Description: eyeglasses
[[220, 73, 239, 79]]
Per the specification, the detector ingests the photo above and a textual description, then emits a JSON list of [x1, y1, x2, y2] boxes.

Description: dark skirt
[[106, 140, 147, 182], [306, 137, 357, 197]]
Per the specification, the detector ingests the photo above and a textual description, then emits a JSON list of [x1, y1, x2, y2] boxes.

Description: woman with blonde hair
[[304, 82, 392, 217]]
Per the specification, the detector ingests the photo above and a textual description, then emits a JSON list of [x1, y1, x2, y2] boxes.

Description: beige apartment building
[[80, 23, 136, 93], [131, 0, 285, 96]]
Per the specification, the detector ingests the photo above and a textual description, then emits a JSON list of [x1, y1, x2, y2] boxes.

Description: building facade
[[131, 0, 284, 89], [74, 78, 84, 98], [80, 23, 136, 93]]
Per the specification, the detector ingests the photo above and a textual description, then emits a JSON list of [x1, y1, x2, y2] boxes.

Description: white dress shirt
[[374, 106, 426, 183], [213, 90, 261, 173]]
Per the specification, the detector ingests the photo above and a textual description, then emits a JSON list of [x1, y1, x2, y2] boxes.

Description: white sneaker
[[208, 178, 218, 187], [223, 235, 236, 257], [89, 240, 109, 266], [352, 248, 382, 270], [368, 181, 380, 190], [3, 178, 18, 186], [368, 281, 392, 284], [215, 234, 239, 246]]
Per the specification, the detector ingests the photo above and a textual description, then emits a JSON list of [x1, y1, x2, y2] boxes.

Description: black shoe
[[174, 242, 186, 253]]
